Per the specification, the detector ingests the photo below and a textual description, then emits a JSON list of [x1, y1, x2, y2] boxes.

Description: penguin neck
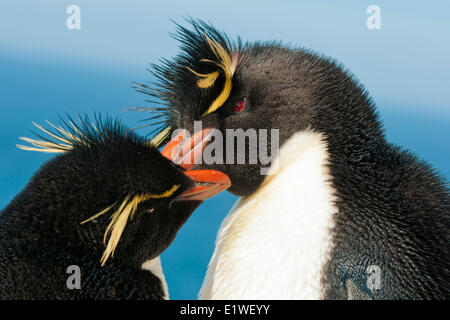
[[199, 130, 338, 299], [310, 87, 386, 161]]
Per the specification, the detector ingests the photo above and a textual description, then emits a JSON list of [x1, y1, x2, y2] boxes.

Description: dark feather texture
[[0, 115, 199, 299], [136, 20, 449, 299], [132, 19, 245, 144]]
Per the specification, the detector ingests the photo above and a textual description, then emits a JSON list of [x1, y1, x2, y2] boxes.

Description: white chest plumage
[[141, 256, 169, 299], [199, 131, 337, 300]]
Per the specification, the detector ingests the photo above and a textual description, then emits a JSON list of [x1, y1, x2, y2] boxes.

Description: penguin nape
[[136, 20, 450, 300], [0, 115, 230, 299]]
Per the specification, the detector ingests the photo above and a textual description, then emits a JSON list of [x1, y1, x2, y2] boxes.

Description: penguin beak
[[177, 170, 231, 201], [161, 129, 231, 201], [161, 128, 212, 170]]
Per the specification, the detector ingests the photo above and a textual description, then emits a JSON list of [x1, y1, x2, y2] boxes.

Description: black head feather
[[7, 114, 195, 267], [133, 19, 246, 144]]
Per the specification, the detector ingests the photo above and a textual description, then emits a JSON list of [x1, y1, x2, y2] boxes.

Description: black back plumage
[[0, 115, 199, 299], [299, 55, 450, 299], [324, 143, 449, 299]]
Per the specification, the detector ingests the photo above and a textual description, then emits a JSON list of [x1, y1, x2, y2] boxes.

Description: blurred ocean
[[0, 1, 448, 299]]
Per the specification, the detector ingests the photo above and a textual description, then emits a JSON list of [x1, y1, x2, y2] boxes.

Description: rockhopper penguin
[[138, 20, 450, 299], [0, 115, 230, 299]]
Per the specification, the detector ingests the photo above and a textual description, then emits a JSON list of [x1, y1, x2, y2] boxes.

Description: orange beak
[[161, 129, 231, 201]]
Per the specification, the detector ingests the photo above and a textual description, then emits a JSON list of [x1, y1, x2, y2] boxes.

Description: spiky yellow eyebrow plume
[[149, 36, 243, 147], [187, 35, 242, 117], [16, 120, 86, 153], [18, 120, 181, 266], [150, 125, 172, 147], [81, 184, 181, 266]]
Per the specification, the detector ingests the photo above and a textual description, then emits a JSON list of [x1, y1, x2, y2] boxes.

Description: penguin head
[[18, 115, 230, 267], [137, 20, 384, 196]]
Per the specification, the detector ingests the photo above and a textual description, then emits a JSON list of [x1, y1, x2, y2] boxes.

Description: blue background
[[0, 1, 448, 299]]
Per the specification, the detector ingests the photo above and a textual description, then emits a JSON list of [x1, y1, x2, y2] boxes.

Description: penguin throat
[[199, 130, 338, 299]]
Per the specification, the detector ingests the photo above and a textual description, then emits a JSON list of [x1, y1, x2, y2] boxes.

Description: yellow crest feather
[[19, 119, 182, 267], [17, 120, 87, 153], [187, 35, 243, 117], [150, 125, 172, 147], [81, 184, 181, 266]]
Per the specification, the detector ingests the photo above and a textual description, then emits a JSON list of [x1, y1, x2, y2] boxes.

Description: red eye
[[233, 98, 246, 113]]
